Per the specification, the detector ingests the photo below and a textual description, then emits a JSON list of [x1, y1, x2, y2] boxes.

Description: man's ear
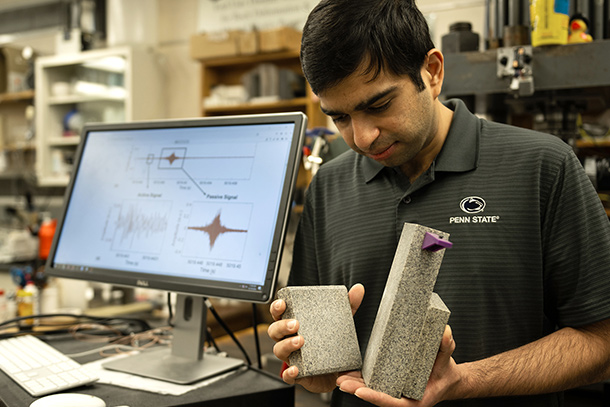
[[423, 48, 444, 98]]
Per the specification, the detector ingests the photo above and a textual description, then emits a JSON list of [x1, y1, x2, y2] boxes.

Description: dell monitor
[[45, 112, 307, 383]]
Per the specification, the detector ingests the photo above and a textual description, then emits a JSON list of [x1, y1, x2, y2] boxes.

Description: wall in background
[[0, 0, 488, 124]]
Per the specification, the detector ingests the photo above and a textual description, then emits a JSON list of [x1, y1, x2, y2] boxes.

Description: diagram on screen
[[126, 145, 255, 196], [102, 199, 172, 253], [182, 202, 252, 261], [158, 148, 186, 168]]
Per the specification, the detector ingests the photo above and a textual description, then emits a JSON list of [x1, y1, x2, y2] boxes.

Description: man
[[267, 0, 610, 406]]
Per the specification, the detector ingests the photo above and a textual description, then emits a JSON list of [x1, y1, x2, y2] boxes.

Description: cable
[[166, 292, 175, 327], [206, 327, 220, 352], [64, 344, 139, 358], [252, 303, 262, 369], [204, 298, 252, 366], [0, 312, 152, 338]]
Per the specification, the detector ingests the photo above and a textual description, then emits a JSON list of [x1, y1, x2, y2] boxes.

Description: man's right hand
[[267, 283, 365, 393]]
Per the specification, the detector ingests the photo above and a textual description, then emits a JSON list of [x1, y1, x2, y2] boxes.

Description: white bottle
[[24, 281, 39, 317]]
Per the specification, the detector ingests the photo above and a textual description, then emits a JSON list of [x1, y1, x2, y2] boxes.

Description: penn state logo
[[460, 197, 486, 214]]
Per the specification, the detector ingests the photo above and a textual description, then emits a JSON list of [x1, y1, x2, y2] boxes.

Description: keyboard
[[0, 334, 99, 397]]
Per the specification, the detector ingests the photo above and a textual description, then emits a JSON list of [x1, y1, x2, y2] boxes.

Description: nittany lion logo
[[460, 197, 486, 214]]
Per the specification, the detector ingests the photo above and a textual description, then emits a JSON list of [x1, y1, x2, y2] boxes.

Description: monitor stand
[[102, 294, 245, 384]]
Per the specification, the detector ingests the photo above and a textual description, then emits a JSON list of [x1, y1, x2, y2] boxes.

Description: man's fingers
[[348, 283, 365, 316], [272, 334, 303, 362], [336, 370, 364, 386], [353, 387, 408, 407], [269, 299, 286, 321], [439, 325, 455, 357], [267, 318, 299, 342], [337, 371, 366, 393], [281, 365, 300, 384]]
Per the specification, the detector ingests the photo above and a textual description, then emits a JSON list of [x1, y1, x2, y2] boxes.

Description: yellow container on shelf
[[16, 289, 33, 326], [530, 0, 570, 46]]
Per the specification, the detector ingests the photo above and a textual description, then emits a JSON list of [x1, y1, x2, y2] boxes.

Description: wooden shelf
[[1, 143, 35, 151], [37, 174, 71, 187], [574, 139, 610, 155], [204, 97, 308, 115], [48, 136, 80, 146], [48, 94, 125, 105], [197, 51, 327, 128], [0, 89, 34, 103], [575, 139, 610, 148], [198, 51, 300, 67]]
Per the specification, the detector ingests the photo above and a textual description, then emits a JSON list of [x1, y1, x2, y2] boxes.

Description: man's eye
[[332, 115, 349, 124], [368, 101, 391, 113]]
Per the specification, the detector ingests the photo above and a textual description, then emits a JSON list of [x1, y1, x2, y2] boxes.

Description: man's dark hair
[[300, 0, 435, 95]]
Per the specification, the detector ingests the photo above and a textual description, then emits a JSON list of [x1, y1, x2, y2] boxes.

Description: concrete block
[[362, 223, 450, 399], [276, 285, 362, 378], [402, 293, 450, 400]]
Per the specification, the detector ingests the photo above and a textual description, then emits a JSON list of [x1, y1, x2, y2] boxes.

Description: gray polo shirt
[[289, 99, 610, 406]]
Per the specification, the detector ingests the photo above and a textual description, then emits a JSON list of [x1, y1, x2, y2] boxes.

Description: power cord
[[0, 313, 152, 340], [252, 303, 262, 369], [204, 298, 252, 366], [164, 293, 254, 365], [166, 292, 174, 327]]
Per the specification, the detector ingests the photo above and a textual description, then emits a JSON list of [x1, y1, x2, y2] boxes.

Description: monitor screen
[[46, 112, 307, 304]]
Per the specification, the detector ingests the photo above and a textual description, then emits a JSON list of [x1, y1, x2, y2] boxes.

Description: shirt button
[[403, 196, 412, 204]]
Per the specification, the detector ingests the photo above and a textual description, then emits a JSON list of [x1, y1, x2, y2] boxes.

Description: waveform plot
[[105, 200, 172, 253], [183, 202, 252, 261], [188, 212, 247, 249], [158, 148, 186, 169]]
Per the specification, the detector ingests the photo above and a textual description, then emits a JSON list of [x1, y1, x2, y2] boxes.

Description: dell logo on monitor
[[137, 280, 149, 287]]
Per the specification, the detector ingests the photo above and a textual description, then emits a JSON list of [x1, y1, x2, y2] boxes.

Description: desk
[[0, 334, 294, 407]]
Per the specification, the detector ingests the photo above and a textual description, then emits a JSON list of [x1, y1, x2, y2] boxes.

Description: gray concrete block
[[361, 223, 450, 399], [276, 285, 362, 378], [402, 293, 451, 400]]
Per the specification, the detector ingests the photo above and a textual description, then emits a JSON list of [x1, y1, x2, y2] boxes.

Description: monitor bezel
[[45, 112, 307, 304]]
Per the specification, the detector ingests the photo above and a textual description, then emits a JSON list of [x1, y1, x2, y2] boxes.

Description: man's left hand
[[336, 325, 460, 407]]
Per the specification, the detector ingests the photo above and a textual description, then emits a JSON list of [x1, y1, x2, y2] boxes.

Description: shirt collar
[[434, 98, 480, 173], [362, 98, 479, 183]]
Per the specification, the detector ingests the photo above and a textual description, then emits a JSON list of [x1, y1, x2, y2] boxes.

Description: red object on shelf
[[38, 218, 57, 260]]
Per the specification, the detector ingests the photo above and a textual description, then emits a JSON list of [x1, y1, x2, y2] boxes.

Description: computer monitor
[[45, 112, 307, 383]]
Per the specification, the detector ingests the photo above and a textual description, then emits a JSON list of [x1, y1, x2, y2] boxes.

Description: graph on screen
[[182, 202, 252, 261], [102, 200, 172, 254], [125, 145, 256, 189]]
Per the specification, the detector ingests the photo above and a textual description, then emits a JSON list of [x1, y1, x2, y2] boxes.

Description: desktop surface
[[0, 334, 294, 407]]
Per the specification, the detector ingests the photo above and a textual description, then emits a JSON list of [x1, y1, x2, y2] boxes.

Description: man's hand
[[336, 325, 460, 406], [267, 283, 365, 393]]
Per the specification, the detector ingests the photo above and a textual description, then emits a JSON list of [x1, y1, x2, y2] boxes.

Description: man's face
[[318, 65, 439, 171]]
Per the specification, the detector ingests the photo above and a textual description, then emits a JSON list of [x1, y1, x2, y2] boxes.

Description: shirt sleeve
[[542, 148, 610, 327]]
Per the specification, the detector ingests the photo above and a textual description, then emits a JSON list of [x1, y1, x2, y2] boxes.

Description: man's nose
[[351, 117, 380, 151]]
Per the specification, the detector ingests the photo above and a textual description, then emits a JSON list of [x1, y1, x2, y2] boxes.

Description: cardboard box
[[238, 31, 259, 55], [190, 31, 241, 60], [259, 27, 302, 53], [0, 47, 30, 93], [190, 30, 260, 60]]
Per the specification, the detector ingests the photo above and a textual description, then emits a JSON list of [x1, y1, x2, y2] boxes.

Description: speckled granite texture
[[402, 293, 450, 399], [361, 223, 451, 399], [276, 285, 362, 378]]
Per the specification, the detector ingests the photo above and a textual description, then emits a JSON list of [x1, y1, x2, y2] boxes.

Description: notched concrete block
[[362, 223, 451, 400], [402, 293, 450, 400], [276, 285, 362, 378]]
